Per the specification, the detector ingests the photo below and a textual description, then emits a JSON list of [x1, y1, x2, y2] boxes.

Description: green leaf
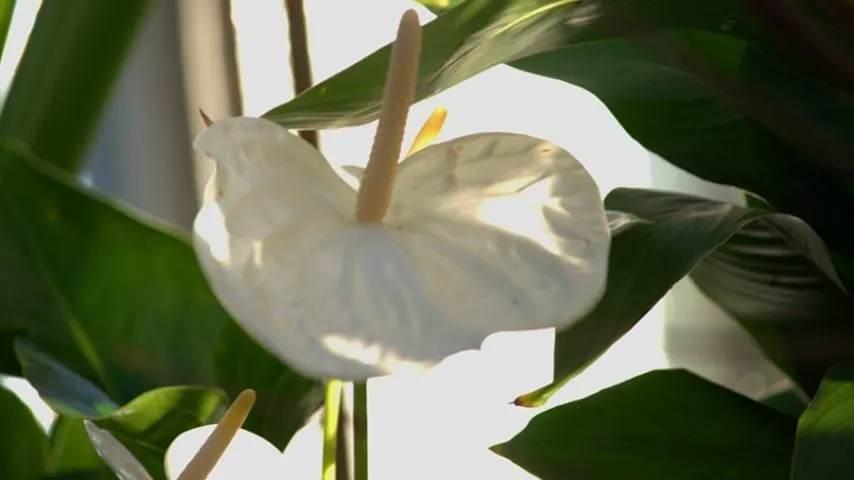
[[266, 0, 816, 129], [0, 0, 16, 65], [412, 0, 464, 15], [495, 369, 796, 480], [46, 417, 110, 478], [791, 363, 854, 480], [516, 188, 851, 406], [513, 28, 854, 267], [16, 339, 118, 418], [761, 389, 808, 418], [619, 189, 853, 395], [266, 0, 769, 130], [214, 321, 323, 449], [15, 338, 226, 479], [0, 140, 231, 402], [0, 327, 25, 375], [0, 0, 152, 173], [0, 384, 49, 479], [89, 387, 227, 480]]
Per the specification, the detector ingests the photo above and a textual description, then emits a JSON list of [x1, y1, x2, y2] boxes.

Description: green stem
[[322, 380, 343, 480], [354, 382, 368, 480]]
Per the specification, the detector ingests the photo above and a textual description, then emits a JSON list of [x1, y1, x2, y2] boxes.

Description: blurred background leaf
[[0, 0, 152, 173], [0, 384, 48, 479], [497, 369, 796, 479], [791, 363, 854, 480]]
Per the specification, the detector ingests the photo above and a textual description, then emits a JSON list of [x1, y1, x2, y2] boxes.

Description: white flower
[[191, 10, 610, 380]]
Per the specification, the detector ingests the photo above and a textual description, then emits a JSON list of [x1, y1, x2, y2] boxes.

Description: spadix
[[191, 9, 610, 381]]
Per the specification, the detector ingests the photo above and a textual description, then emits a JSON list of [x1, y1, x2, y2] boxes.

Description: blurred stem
[[354, 382, 368, 480], [323, 380, 343, 480], [0, 0, 16, 66], [0, 0, 152, 173], [284, 0, 318, 148]]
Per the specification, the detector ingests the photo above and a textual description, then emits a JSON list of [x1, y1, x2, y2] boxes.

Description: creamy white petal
[[386, 133, 610, 332], [194, 119, 609, 380], [84, 421, 153, 480], [165, 426, 284, 480], [194, 116, 356, 216]]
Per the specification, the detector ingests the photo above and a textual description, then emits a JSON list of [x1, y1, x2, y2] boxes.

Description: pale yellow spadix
[[191, 9, 611, 381]]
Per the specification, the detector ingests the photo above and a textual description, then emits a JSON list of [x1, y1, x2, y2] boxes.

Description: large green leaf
[[265, 0, 772, 130], [214, 321, 323, 449], [0, 0, 152, 173], [616, 189, 853, 394], [16, 338, 227, 480], [791, 363, 854, 480], [0, 139, 322, 449], [513, 31, 854, 266], [495, 369, 797, 479], [0, 384, 49, 479], [0, 140, 229, 402], [516, 188, 852, 406]]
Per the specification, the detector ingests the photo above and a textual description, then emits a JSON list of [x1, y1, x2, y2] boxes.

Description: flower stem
[[354, 382, 368, 480], [322, 380, 343, 480]]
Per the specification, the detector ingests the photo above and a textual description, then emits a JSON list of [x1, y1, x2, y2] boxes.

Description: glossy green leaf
[[0, 140, 230, 402], [46, 417, 111, 478], [516, 188, 851, 406], [496, 369, 797, 480], [791, 363, 854, 479], [0, 384, 49, 479], [265, 0, 767, 130], [514, 31, 854, 267], [0, 0, 16, 66], [214, 321, 323, 449], [0, 0, 152, 173]]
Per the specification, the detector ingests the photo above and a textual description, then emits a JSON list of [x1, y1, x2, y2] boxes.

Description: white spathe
[[165, 425, 285, 479], [193, 116, 610, 380]]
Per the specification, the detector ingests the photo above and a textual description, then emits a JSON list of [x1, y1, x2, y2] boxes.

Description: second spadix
[[191, 9, 611, 381]]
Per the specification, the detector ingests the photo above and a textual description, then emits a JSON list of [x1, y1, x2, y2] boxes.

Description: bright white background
[[0, 1, 786, 479]]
